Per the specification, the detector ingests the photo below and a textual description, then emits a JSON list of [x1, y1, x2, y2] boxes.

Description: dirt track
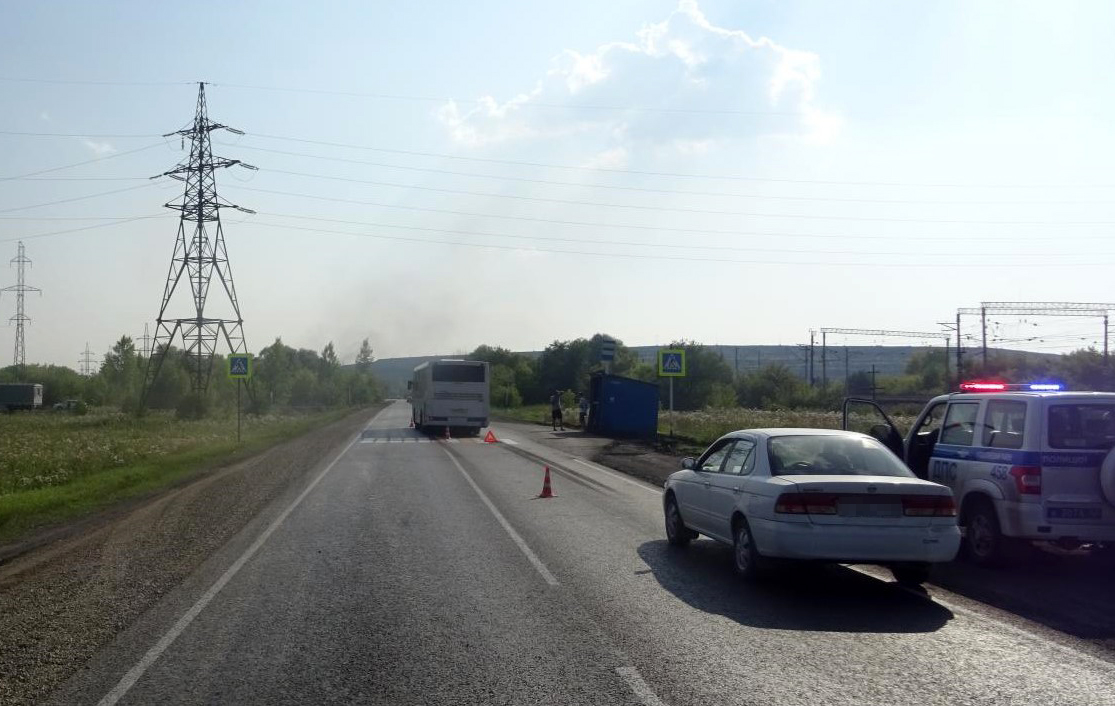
[[0, 407, 379, 706]]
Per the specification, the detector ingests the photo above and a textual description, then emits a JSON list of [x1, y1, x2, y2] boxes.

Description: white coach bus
[[409, 359, 490, 436]]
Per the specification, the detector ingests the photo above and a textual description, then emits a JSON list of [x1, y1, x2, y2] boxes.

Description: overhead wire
[[253, 211, 1110, 261], [238, 218, 1115, 269], [236, 147, 1115, 206], [247, 133, 1115, 189], [0, 142, 165, 181], [224, 184, 1115, 230]]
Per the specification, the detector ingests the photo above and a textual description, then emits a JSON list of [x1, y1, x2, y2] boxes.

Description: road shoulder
[[0, 405, 381, 706]]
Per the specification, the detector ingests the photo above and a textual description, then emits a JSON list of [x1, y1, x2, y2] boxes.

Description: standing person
[[550, 389, 564, 431], [578, 393, 590, 429]]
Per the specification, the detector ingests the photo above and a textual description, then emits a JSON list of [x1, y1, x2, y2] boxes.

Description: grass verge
[[0, 408, 356, 544]]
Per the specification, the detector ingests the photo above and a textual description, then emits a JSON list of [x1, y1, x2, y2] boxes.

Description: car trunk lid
[[776, 475, 953, 527]]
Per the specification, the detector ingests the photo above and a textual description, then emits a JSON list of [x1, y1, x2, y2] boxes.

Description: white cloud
[[81, 139, 116, 156], [582, 147, 629, 169], [39, 111, 52, 123], [439, 1, 841, 150]]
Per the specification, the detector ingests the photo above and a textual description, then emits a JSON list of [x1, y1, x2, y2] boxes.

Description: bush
[[72, 400, 89, 416], [175, 393, 209, 420]]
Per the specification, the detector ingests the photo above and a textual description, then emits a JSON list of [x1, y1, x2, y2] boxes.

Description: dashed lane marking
[[616, 666, 669, 706], [440, 447, 559, 587]]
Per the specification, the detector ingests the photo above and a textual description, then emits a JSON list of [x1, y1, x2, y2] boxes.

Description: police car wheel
[[965, 501, 1007, 565]]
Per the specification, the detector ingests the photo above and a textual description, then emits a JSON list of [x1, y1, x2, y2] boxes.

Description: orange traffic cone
[[444, 426, 451, 440], [484, 430, 497, 443], [538, 466, 555, 498]]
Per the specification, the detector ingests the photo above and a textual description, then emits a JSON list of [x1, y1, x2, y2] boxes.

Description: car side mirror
[[681, 457, 695, 470]]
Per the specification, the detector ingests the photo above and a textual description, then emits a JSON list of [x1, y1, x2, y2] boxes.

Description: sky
[[2, 0, 1115, 367]]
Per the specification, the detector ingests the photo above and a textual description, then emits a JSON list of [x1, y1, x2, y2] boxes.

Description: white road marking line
[[501, 438, 519, 446], [572, 458, 660, 496], [95, 426, 368, 706], [616, 666, 669, 706], [440, 447, 559, 587]]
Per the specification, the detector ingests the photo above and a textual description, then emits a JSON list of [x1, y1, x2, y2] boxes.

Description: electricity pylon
[[141, 82, 256, 409], [1, 241, 40, 371]]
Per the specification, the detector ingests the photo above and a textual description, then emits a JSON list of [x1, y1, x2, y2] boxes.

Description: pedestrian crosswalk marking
[[360, 435, 487, 444]]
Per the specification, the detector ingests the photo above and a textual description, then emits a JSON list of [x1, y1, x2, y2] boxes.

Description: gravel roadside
[[0, 406, 381, 706]]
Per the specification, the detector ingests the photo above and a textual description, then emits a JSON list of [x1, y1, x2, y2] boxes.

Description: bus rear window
[[432, 364, 485, 383], [1048, 404, 1115, 450]]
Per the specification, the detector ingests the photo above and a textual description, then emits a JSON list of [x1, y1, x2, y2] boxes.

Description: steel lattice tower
[[141, 82, 256, 406], [1, 241, 40, 369]]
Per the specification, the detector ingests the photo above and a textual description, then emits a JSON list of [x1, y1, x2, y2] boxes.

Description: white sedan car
[[663, 428, 961, 586]]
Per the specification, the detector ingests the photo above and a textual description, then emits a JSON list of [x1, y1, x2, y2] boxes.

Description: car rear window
[[432, 364, 485, 383], [1048, 404, 1115, 450], [767, 435, 914, 478]]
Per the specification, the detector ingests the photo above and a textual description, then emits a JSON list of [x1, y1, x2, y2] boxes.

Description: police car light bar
[[958, 381, 1063, 392]]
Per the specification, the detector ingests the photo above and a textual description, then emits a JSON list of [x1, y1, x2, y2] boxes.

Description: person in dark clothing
[[550, 390, 564, 431]]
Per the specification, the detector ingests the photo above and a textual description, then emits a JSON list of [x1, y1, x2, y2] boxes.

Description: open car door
[[842, 397, 905, 461]]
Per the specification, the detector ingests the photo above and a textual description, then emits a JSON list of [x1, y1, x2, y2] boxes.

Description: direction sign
[[600, 338, 616, 362], [658, 349, 686, 377], [228, 353, 252, 380]]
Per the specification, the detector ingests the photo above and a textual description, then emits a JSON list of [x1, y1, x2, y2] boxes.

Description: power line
[[0, 142, 165, 181], [211, 81, 801, 117], [249, 154, 1115, 206], [0, 130, 160, 138], [0, 214, 164, 244], [253, 211, 1110, 261], [230, 184, 1115, 231], [248, 133, 1115, 189], [0, 77, 192, 87], [0, 182, 159, 214], [238, 219, 1115, 269]]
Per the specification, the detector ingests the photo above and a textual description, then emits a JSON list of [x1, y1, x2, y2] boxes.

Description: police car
[[847, 383, 1115, 565]]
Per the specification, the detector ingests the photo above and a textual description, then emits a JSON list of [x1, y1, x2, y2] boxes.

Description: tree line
[[0, 336, 383, 417], [467, 334, 1115, 412]]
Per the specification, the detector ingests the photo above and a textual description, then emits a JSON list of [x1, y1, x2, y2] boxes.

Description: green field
[[0, 408, 352, 542], [493, 405, 916, 447]]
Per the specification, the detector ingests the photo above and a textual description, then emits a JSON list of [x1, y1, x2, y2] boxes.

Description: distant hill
[[358, 345, 1055, 397]]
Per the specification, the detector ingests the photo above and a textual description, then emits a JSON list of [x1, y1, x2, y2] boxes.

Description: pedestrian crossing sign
[[658, 349, 686, 377], [228, 354, 252, 380]]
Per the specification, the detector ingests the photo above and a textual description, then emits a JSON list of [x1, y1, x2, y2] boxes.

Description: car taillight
[[902, 495, 957, 517], [775, 493, 837, 515], [1009, 466, 1042, 495]]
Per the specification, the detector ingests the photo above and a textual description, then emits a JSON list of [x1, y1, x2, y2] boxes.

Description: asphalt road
[[49, 401, 1115, 705]]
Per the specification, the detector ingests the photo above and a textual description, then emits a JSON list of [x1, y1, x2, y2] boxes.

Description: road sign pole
[[669, 377, 674, 438], [237, 379, 242, 443]]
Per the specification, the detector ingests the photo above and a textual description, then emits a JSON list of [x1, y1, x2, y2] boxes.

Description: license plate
[[1047, 507, 1102, 520], [841, 503, 901, 518]]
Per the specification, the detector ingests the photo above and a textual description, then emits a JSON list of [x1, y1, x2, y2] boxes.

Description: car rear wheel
[[664, 496, 695, 547], [964, 500, 1012, 566], [890, 562, 931, 587], [732, 518, 766, 580]]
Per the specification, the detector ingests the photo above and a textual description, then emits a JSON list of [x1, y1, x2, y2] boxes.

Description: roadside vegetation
[[0, 407, 355, 542], [482, 332, 1112, 444], [0, 335, 384, 542]]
